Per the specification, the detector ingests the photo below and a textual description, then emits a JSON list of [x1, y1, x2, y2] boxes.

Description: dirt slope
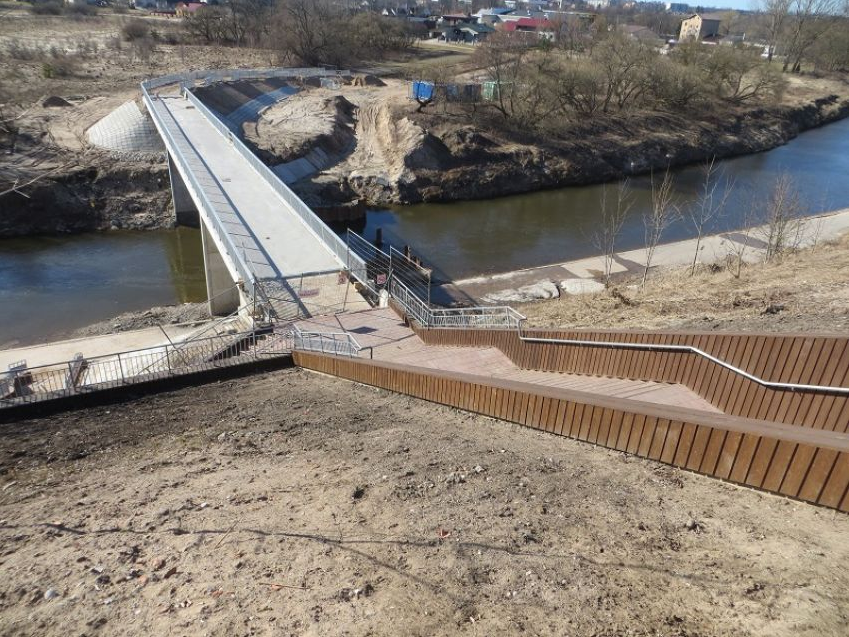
[[1, 369, 848, 636], [517, 233, 849, 333]]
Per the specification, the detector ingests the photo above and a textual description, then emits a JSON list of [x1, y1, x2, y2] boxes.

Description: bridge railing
[[140, 87, 258, 300], [0, 329, 291, 409], [141, 67, 343, 93], [142, 67, 375, 298], [178, 76, 366, 279]]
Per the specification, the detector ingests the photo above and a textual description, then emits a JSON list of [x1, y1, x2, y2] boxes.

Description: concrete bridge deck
[[147, 93, 340, 283]]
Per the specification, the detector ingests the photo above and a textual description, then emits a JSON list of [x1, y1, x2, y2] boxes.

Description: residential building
[[678, 13, 722, 41], [618, 24, 664, 45]]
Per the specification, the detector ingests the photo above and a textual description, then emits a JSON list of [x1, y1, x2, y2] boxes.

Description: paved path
[[295, 308, 721, 414], [445, 208, 849, 303]]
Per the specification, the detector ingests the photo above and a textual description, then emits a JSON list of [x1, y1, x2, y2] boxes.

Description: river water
[[2, 118, 849, 346], [362, 117, 849, 279], [0, 229, 206, 348]]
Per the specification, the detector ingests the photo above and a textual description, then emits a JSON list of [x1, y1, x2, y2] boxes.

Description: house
[[618, 24, 664, 44], [678, 13, 722, 41], [441, 22, 495, 43], [500, 17, 557, 41], [665, 2, 689, 12], [474, 7, 514, 26], [175, 2, 204, 17]]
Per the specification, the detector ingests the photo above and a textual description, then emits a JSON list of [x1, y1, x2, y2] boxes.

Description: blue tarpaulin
[[411, 81, 435, 102]]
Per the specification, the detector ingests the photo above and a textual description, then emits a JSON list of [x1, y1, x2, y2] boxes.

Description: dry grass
[[517, 233, 849, 333]]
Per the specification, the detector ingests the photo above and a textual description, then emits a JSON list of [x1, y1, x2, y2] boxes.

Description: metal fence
[[389, 277, 524, 331], [0, 329, 292, 409], [292, 326, 369, 358], [346, 230, 391, 295]]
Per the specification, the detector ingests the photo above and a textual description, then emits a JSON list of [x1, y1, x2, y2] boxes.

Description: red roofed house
[[500, 18, 556, 41], [176, 2, 205, 17]]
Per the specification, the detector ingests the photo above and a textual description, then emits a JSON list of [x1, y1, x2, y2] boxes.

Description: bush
[[122, 18, 151, 42], [42, 50, 81, 78], [6, 39, 40, 61], [30, 1, 64, 16], [66, 3, 97, 17]]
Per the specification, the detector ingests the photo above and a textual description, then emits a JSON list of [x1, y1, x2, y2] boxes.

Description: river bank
[[278, 74, 849, 206], [442, 208, 849, 305], [4, 72, 849, 239]]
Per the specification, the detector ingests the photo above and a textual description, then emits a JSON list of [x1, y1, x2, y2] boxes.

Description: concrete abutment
[[200, 222, 241, 316], [168, 153, 200, 228]]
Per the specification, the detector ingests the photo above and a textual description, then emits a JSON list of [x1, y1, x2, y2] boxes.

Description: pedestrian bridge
[[141, 68, 361, 320], [7, 68, 841, 517]]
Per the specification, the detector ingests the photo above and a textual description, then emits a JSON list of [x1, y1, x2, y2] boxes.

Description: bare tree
[[592, 179, 634, 287], [760, 0, 791, 62], [687, 158, 734, 275], [642, 168, 679, 285], [782, 0, 843, 72], [724, 219, 755, 278], [760, 172, 805, 260]]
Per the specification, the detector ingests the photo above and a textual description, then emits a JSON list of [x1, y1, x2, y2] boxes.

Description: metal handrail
[[0, 328, 292, 408], [141, 86, 257, 299], [389, 262, 849, 396], [179, 79, 365, 278], [141, 66, 369, 301], [291, 326, 370, 358], [516, 321, 849, 396], [389, 276, 524, 330]]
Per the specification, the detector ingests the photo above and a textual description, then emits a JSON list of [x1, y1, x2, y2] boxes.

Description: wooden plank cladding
[[294, 351, 849, 513], [410, 327, 849, 432]]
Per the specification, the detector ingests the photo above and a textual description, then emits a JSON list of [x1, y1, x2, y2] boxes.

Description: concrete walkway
[[151, 94, 342, 279], [0, 323, 206, 373], [444, 208, 849, 304]]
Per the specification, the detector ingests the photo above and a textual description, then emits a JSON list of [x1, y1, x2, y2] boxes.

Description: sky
[[673, 1, 761, 11]]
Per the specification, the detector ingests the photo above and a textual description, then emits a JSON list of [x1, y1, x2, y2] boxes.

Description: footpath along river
[[2, 117, 849, 346]]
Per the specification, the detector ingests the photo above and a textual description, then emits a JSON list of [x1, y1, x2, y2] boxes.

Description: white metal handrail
[[389, 276, 524, 330], [291, 326, 369, 358], [516, 324, 849, 396], [180, 79, 365, 278], [141, 86, 257, 299]]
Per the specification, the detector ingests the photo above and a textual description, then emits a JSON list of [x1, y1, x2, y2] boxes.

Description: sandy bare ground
[[1, 369, 847, 636]]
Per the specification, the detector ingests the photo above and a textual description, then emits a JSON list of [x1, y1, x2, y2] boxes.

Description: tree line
[[184, 0, 418, 64], [471, 33, 785, 128]]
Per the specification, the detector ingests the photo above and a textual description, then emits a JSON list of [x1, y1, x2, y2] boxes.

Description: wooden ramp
[[293, 308, 849, 513], [295, 309, 720, 413]]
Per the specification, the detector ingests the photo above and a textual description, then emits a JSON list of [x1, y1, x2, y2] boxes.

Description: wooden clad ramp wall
[[411, 327, 849, 432], [293, 351, 849, 513]]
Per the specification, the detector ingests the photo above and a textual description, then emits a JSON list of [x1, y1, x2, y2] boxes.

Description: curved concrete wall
[[86, 100, 165, 155]]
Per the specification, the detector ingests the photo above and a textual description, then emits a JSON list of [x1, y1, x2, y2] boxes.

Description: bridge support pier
[[200, 222, 240, 316], [168, 154, 199, 227]]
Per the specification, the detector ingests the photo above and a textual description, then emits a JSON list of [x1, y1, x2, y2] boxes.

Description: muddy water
[[360, 117, 849, 279], [2, 118, 849, 346], [0, 228, 206, 348]]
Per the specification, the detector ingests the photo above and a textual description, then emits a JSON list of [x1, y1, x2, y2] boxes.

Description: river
[[362, 117, 849, 280], [2, 117, 849, 346], [0, 229, 206, 348]]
